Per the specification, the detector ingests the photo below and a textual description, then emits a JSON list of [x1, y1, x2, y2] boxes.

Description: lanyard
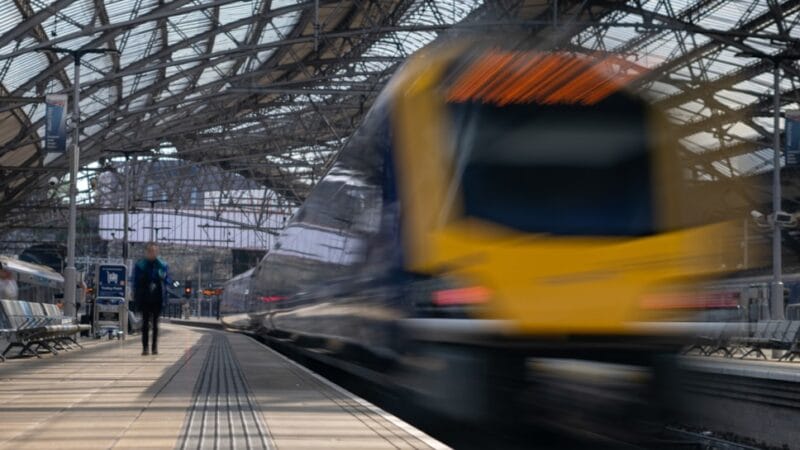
[[145, 261, 160, 285]]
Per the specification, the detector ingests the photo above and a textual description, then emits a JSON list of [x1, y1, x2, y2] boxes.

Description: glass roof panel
[[219, 0, 258, 28], [167, 9, 212, 44], [1, 41, 48, 92], [0, 3, 22, 37], [211, 32, 239, 54], [4, 0, 800, 228], [118, 20, 158, 66], [105, 0, 159, 22]]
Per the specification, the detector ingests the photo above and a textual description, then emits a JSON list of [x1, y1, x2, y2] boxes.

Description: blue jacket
[[132, 257, 171, 307]]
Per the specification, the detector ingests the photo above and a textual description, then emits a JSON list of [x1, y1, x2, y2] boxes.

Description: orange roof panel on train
[[447, 51, 649, 106]]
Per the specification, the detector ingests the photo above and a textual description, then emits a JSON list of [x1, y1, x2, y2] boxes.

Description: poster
[[45, 94, 68, 154], [785, 110, 800, 166]]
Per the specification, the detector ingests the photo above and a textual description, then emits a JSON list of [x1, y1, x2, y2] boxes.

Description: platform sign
[[786, 111, 800, 166], [44, 94, 68, 154], [97, 264, 126, 298]]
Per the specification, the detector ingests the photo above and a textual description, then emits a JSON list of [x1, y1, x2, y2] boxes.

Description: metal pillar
[[743, 218, 749, 270], [772, 63, 785, 319], [196, 262, 202, 317], [150, 200, 156, 242], [39, 47, 119, 319], [313, 0, 320, 51], [63, 57, 81, 318], [123, 155, 131, 259]]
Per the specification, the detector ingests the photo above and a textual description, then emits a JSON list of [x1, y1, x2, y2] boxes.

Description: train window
[[447, 95, 654, 236]]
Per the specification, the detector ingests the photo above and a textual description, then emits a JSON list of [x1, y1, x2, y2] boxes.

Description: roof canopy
[[0, 255, 64, 288], [0, 0, 799, 232]]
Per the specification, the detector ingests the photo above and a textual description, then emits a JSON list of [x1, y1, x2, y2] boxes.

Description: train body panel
[[424, 221, 738, 333]]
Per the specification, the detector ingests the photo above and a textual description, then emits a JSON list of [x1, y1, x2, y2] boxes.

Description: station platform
[[680, 354, 800, 382], [169, 317, 223, 329], [677, 355, 800, 448], [0, 324, 447, 450]]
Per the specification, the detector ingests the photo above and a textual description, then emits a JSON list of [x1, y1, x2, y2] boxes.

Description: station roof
[[1, 0, 799, 230]]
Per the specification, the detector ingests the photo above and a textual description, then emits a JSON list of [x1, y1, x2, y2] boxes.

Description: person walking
[[133, 242, 170, 356]]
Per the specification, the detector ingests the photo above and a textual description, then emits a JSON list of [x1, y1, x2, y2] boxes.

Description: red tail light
[[432, 286, 491, 306], [260, 295, 286, 303]]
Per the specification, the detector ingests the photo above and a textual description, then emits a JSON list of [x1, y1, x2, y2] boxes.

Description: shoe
[[152, 349, 158, 355], [142, 349, 149, 356]]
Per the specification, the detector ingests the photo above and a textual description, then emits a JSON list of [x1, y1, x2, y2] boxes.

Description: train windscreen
[[448, 96, 653, 236]]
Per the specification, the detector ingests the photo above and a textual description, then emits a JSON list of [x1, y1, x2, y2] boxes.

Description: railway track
[[170, 322, 778, 448], [248, 331, 763, 449]]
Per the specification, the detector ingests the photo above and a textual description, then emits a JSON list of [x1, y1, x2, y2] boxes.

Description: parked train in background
[[220, 37, 749, 439], [219, 268, 254, 329], [695, 271, 800, 322]]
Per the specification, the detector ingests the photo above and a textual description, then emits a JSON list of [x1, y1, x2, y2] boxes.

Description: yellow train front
[[245, 41, 741, 439]]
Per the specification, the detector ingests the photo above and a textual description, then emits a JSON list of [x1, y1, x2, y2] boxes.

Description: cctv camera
[[751, 210, 770, 229], [773, 211, 798, 228], [48, 176, 58, 187]]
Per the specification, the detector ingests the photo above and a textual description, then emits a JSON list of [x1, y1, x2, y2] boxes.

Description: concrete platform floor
[[0, 324, 447, 450], [680, 354, 800, 383]]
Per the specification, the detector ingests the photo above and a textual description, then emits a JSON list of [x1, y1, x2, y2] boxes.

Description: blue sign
[[45, 94, 67, 154], [97, 265, 126, 298], [786, 112, 800, 166]]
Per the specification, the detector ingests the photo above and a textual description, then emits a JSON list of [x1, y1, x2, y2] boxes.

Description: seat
[[778, 321, 800, 362], [0, 300, 88, 360], [706, 322, 746, 358], [0, 300, 50, 358], [683, 325, 722, 356], [41, 303, 85, 349], [768, 320, 792, 347], [738, 321, 777, 360]]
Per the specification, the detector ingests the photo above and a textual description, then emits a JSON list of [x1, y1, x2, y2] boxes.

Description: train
[[693, 270, 800, 321], [220, 39, 745, 434], [219, 267, 254, 329]]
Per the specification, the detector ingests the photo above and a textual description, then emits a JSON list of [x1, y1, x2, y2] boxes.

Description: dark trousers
[[141, 301, 162, 351]]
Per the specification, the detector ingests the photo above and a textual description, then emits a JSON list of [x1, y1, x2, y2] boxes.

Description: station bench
[[685, 320, 800, 361], [0, 299, 90, 361], [687, 322, 746, 358]]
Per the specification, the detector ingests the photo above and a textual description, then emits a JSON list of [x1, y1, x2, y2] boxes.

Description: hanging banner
[[786, 111, 800, 166], [44, 94, 68, 154]]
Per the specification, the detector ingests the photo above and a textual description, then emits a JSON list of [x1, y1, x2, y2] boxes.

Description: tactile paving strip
[[176, 334, 273, 450]]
